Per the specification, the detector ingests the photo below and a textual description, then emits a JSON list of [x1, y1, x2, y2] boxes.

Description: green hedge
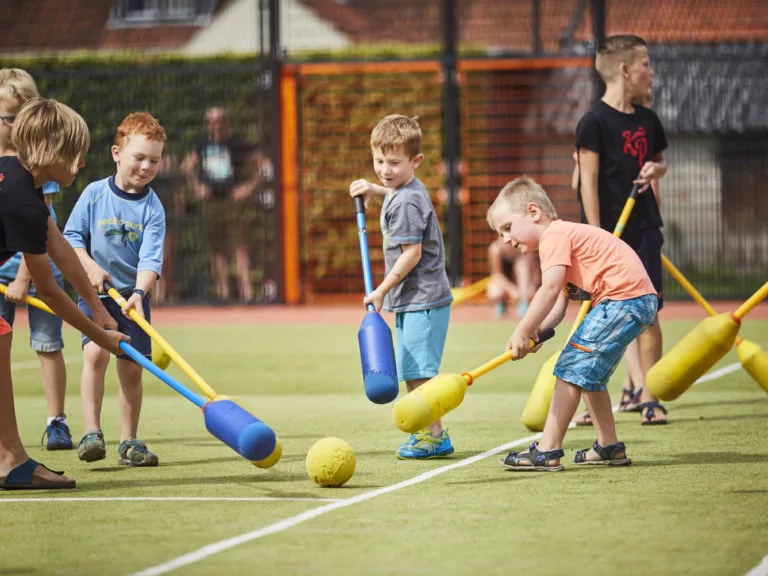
[[13, 53, 276, 302]]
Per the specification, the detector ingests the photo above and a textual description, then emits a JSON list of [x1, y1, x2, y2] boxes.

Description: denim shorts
[[554, 294, 658, 392], [395, 304, 451, 382], [0, 276, 64, 352], [79, 293, 152, 361]]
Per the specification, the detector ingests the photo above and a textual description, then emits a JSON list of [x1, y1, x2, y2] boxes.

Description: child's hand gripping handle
[[103, 281, 219, 400], [466, 328, 557, 385], [354, 195, 376, 312]]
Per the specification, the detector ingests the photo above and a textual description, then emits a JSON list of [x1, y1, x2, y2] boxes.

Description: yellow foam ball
[[306, 437, 355, 487], [252, 437, 283, 469], [152, 343, 171, 370]]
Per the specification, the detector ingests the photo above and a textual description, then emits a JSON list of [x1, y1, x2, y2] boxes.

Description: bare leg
[[38, 350, 67, 418], [623, 338, 644, 391], [0, 332, 27, 472], [0, 332, 74, 485], [116, 358, 143, 442], [234, 245, 253, 302], [638, 319, 666, 423], [582, 389, 619, 447], [406, 378, 443, 436], [213, 252, 230, 301], [538, 378, 582, 456], [81, 342, 110, 432]]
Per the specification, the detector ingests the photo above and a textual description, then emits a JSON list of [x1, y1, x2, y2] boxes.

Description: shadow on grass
[[74, 470, 315, 494], [670, 413, 767, 424], [672, 398, 764, 410], [448, 474, 547, 486], [637, 451, 768, 467], [0, 570, 36, 575]]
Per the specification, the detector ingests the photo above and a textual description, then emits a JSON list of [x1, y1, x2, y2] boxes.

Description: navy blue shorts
[[622, 228, 664, 309], [78, 294, 152, 361]]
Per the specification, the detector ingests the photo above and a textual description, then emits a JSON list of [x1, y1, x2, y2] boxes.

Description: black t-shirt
[[196, 134, 258, 200], [575, 100, 668, 233], [0, 156, 48, 266]]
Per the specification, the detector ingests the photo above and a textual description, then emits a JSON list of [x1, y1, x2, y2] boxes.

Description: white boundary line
[[131, 433, 542, 576], [121, 360, 747, 575], [745, 555, 768, 576], [0, 496, 341, 503]]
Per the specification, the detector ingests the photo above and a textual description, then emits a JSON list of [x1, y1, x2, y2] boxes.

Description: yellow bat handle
[[466, 336, 541, 382], [733, 281, 768, 321], [451, 276, 491, 305], [0, 284, 55, 314], [612, 197, 636, 238], [106, 287, 218, 400], [658, 254, 741, 342], [661, 255, 717, 316]]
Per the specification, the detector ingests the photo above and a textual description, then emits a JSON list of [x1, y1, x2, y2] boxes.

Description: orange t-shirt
[[538, 219, 656, 306]]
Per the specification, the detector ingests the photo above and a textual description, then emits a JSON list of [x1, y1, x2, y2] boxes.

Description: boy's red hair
[[114, 112, 167, 148]]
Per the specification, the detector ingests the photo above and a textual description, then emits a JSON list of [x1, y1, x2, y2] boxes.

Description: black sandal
[[574, 440, 631, 466], [499, 441, 564, 472], [640, 401, 668, 425], [573, 409, 593, 426]]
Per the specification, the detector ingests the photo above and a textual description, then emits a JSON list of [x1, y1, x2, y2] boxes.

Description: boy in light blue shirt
[[64, 112, 167, 467], [349, 114, 454, 459]]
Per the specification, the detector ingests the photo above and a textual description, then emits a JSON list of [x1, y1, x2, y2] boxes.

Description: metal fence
[[5, 0, 766, 304], [26, 60, 282, 305]]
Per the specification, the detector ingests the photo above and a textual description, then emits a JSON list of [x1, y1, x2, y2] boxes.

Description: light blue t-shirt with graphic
[[0, 181, 61, 281], [63, 176, 165, 294]]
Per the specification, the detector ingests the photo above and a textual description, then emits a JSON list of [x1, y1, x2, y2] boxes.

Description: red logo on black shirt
[[0, 172, 4, 183], [622, 126, 647, 168]]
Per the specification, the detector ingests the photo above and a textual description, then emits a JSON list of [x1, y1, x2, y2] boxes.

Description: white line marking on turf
[[0, 497, 341, 503], [132, 361, 745, 576], [745, 555, 768, 576]]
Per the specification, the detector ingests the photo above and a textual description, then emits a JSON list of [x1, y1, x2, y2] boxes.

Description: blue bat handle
[[118, 341, 206, 408], [354, 196, 376, 312]]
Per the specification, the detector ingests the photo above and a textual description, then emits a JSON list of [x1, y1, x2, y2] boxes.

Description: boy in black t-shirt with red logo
[[0, 98, 127, 490], [575, 35, 669, 425]]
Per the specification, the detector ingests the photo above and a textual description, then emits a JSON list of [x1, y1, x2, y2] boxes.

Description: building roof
[[0, 0, 231, 53], [296, 0, 768, 53]]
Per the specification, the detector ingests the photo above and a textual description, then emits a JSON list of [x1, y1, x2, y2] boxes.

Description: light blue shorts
[[0, 276, 64, 352], [395, 304, 451, 382], [554, 294, 658, 392]]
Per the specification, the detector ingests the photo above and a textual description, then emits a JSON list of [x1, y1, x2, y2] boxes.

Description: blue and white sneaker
[[396, 430, 454, 459], [41, 416, 74, 450]]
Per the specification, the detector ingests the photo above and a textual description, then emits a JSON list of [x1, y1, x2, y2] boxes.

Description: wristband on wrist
[[132, 288, 146, 298]]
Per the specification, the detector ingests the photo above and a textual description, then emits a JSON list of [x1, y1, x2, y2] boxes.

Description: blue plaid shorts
[[554, 294, 658, 392]]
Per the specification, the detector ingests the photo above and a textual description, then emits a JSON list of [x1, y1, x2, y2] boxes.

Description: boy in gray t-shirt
[[349, 114, 454, 460]]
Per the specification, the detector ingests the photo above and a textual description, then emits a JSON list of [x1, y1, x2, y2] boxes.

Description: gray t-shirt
[[379, 177, 453, 313]]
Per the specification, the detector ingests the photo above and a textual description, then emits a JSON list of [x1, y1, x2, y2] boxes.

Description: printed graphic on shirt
[[622, 126, 648, 168], [201, 144, 233, 182], [99, 218, 142, 247]]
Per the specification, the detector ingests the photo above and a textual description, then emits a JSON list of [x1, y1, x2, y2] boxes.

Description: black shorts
[[622, 227, 664, 309], [78, 294, 152, 360]]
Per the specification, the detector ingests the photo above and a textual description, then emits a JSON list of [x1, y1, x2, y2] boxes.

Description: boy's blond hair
[[595, 35, 647, 83], [12, 98, 90, 172], [370, 114, 422, 159], [0, 68, 40, 104], [114, 112, 167, 149], [487, 176, 558, 228]]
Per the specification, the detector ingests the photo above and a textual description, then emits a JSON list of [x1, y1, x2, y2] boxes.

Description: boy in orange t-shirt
[[487, 177, 658, 471]]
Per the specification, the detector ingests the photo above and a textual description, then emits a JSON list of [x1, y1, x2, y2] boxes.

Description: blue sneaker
[[495, 301, 507, 318], [41, 416, 74, 450], [396, 430, 454, 459], [517, 301, 529, 318]]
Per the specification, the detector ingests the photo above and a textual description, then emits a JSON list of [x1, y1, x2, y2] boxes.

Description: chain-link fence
[[3, 0, 766, 304]]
